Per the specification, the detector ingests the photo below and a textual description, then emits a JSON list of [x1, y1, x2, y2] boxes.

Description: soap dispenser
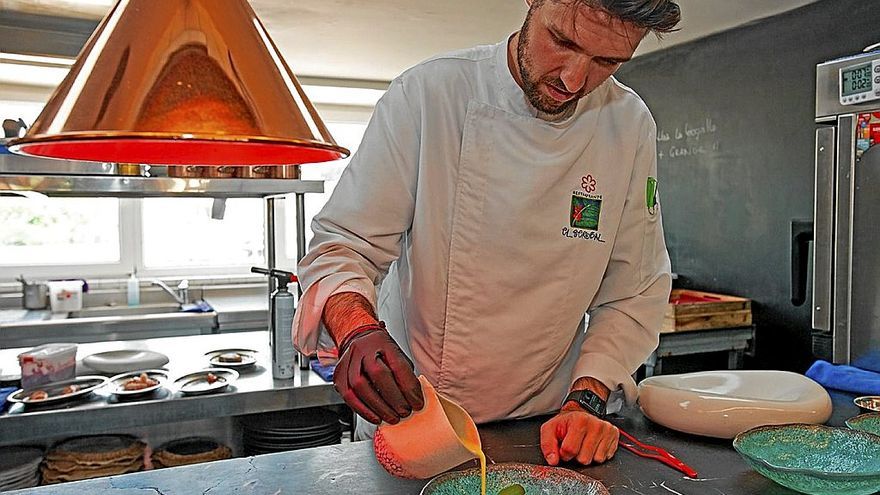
[[251, 267, 297, 379], [127, 271, 140, 306]]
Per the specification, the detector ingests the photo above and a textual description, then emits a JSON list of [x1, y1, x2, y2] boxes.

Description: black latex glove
[[333, 328, 424, 425]]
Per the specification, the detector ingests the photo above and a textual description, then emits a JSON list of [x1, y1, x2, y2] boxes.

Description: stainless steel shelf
[[0, 332, 342, 445], [0, 174, 324, 198]]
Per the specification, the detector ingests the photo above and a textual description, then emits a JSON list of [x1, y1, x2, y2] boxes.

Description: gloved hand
[[333, 326, 424, 425]]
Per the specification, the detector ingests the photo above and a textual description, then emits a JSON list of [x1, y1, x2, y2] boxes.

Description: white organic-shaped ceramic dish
[[83, 350, 169, 374], [638, 370, 832, 439]]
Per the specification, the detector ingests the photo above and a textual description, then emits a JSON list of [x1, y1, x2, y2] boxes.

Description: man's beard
[[516, 9, 582, 116]]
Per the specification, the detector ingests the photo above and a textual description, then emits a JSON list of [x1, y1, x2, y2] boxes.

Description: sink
[[69, 304, 182, 319], [0, 303, 217, 348]]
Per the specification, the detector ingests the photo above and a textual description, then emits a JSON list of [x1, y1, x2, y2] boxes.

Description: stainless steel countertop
[[9, 391, 860, 495], [0, 332, 340, 445]]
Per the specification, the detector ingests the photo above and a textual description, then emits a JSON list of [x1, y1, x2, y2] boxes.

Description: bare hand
[[540, 410, 619, 466]]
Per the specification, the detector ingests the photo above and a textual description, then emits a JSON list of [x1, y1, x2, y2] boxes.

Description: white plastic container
[[18, 343, 78, 389], [47, 280, 84, 313]]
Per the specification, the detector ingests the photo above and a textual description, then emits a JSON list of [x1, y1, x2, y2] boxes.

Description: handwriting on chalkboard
[[656, 117, 720, 161]]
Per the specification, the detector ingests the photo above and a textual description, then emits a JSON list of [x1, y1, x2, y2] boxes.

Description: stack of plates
[[152, 437, 232, 468], [242, 408, 341, 456], [42, 435, 145, 484], [338, 405, 354, 441], [0, 446, 42, 490]]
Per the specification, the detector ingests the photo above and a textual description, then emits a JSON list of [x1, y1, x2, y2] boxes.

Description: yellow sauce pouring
[[460, 438, 486, 495], [442, 399, 487, 495]]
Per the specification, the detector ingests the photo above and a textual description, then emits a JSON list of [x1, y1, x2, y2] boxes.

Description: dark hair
[[560, 0, 682, 34]]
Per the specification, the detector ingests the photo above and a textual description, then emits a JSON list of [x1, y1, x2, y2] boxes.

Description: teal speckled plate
[[847, 413, 880, 437], [733, 424, 880, 495], [420, 462, 608, 495]]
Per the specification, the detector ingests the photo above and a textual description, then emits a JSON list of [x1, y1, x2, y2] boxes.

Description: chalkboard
[[616, 0, 880, 371]]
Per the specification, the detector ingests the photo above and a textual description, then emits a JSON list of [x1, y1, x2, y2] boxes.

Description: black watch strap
[[564, 389, 607, 419]]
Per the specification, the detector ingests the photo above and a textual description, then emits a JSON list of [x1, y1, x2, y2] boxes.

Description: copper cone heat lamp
[[8, 0, 349, 166]]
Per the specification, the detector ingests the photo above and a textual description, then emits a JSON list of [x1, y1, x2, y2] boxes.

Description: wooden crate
[[662, 289, 752, 333]]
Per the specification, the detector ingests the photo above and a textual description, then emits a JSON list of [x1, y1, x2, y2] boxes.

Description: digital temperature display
[[842, 62, 873, 97]]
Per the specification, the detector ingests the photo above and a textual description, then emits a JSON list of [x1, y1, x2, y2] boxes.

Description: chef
[[293, 0, 680, 467]]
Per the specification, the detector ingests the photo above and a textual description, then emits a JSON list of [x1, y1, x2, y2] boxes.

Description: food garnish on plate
[[123, 373, 159, 391], [218, 353, 243, 363], [27, 390, 48, 401]]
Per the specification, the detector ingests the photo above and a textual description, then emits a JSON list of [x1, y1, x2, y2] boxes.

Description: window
[[0, 197, 120, 265], [141, 198, 265, 270]]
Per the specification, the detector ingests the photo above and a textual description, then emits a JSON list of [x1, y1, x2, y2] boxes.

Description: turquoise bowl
[[733, 424, 880, 495], [421, 462, 608, 495], [847, 413, 880, 437]]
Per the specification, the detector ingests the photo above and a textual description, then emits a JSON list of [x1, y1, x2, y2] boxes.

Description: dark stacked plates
[[338, 405, 354, 441], [0, 446, 42, 490], [242, 408, 341, 456]]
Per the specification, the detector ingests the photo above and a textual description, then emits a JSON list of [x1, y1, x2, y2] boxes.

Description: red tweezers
[[618, 428, 699, 478]]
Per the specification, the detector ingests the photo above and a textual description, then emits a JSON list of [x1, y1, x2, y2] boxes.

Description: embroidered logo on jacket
[[570, 195, 601, 230], [581, 174, 597, 194], [562, 175, 605, 243]]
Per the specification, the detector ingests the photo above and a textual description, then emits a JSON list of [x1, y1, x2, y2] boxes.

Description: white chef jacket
[[293, 38, 672, 424]]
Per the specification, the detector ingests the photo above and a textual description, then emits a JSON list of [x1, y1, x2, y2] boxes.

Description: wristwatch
[[563, 389, 607, 419]]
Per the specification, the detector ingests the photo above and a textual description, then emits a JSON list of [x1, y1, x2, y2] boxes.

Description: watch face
[[585, 394, 603, 411], [570, 390, 606, 417]]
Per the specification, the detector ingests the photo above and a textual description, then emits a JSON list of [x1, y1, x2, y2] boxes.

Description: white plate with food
[[108, 369, 169, 397], [204, 349, 257, 369], [172, 368, 238, 396], [83, 350, 169, 374], [7, 376, 109, 406]]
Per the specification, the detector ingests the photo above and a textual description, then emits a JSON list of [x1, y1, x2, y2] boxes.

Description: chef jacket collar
[[494, 34, 582, 126]]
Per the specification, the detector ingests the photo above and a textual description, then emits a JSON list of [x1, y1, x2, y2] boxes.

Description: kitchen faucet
[[151, 279, 189, 305]]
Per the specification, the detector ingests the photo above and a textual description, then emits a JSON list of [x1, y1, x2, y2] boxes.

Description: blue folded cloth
[[310, 360, 335, 382], [0, 387, 17, 413], [806, 360, 880, 396], [181, 300, 213, 313]]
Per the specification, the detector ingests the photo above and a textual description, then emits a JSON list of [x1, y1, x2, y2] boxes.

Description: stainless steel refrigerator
[[811, 47, 880, 372]]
